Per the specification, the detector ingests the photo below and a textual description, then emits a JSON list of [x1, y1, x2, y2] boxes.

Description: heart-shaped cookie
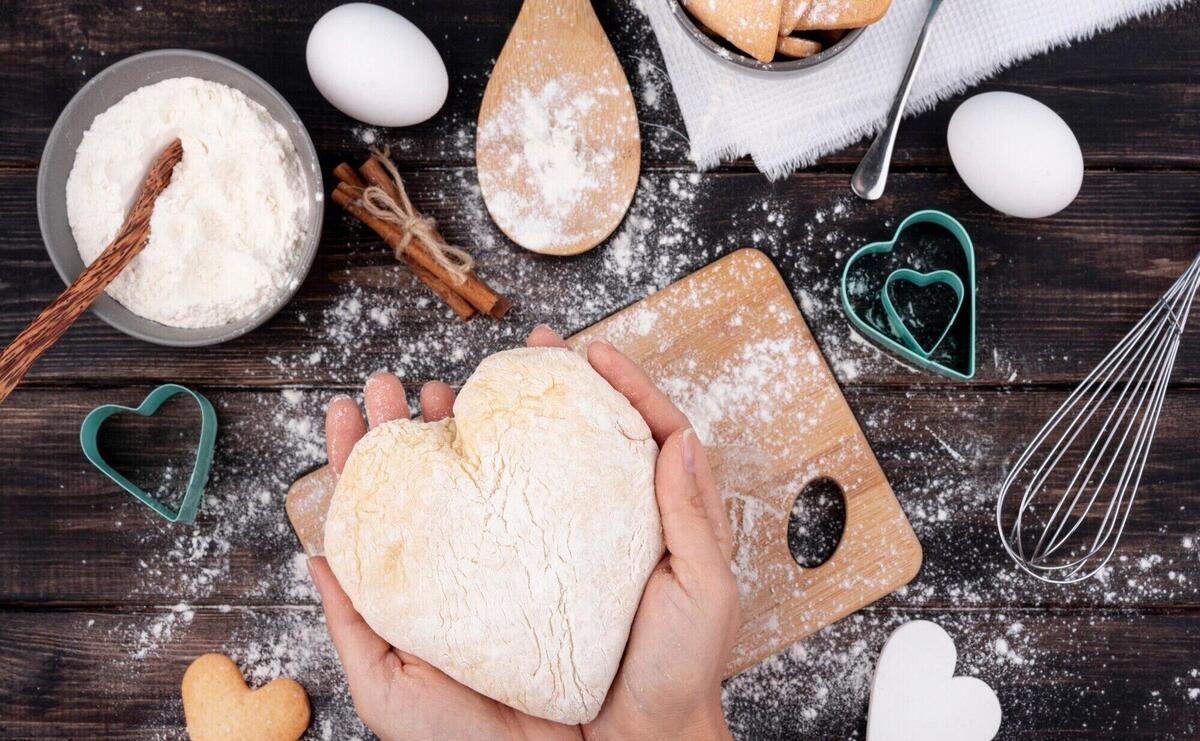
[[324, 348, 663, 724], [182, 653, 310, 741], [840, 210, 977, 380], [867, 621, 1002, 741], [79, 384, 217, 523]]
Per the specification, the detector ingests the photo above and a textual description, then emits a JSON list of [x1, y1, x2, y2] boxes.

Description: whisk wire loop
[[997, 253, 1200, 584]]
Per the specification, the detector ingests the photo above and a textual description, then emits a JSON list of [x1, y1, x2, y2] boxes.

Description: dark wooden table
[[2, 2, 1199, 738]]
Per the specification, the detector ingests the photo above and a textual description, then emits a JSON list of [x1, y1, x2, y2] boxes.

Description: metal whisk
[[997, 253, 1200, 584]]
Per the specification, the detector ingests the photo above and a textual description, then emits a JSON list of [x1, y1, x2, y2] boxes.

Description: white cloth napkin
[[641, 0, 1189, 178]]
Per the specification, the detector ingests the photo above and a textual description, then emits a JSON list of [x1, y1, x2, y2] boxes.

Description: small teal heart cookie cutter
[[840, 210, 976, 381], [80, 384, 217, 524], [882, 268, 965, 358]]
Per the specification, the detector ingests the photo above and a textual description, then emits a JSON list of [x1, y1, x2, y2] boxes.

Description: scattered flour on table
[[95, 11, 1198, 736], [117, 155, 1197, 735], [66, 77, 312, 328]]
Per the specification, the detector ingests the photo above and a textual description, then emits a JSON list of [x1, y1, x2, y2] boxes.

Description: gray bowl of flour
[[37, 49, 323, 347]]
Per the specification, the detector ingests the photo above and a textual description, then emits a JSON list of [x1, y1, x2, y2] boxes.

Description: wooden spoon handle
[[0, 139, 183, 405], [0, 235, 151, 402]]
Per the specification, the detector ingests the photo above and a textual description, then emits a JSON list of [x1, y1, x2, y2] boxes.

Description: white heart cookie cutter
[[867, 620, 1002, 741]]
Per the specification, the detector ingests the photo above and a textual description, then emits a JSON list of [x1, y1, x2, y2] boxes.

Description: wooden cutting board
[[286, 248, 921, 677]]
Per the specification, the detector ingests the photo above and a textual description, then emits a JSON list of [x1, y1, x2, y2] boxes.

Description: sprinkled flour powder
[[477, 77, 636, 252], [66, 77, 311, 328], [86, 8, 1199, 735], [800, 1, 855, 27]]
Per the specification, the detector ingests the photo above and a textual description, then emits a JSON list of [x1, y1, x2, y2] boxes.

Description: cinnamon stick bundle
[[331, 156, 510, 321]]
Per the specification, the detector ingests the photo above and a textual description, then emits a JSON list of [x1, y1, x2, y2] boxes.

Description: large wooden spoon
[[0, 139, 184, 404], [476, 0, 641, 256]]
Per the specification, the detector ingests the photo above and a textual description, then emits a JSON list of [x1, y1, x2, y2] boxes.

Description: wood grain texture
[[571, 250, 921, 674], [0, 607, 1196, 740], [1, 1, 1198, 739], [0, 2, 1198, 169], [4, 387, 1196, 609], [3, 170, 1199, 388], [286, 250, 923, 676], [0, 139, 182, 403], [476, 0, 641, 255]]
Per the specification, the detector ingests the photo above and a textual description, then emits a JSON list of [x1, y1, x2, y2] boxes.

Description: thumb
[[655, 429, 726, 580]]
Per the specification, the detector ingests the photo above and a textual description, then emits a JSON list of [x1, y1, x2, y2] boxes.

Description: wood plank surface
[[0, 607, 1196, 740], [2, 386, 1196, 610], [286, 249, 926, 676], [0, 2, 1197, 169], [3, 169, 1199, 388], [1, 0, 1198, 739]]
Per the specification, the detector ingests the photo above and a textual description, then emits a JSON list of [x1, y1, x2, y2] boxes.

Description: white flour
[[66, 77, 311, 328], [476, 78, 629, 252], [83, 8, 1197, 734]]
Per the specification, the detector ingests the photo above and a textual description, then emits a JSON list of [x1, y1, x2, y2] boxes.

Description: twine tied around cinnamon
[[359, 147, 475, 285]]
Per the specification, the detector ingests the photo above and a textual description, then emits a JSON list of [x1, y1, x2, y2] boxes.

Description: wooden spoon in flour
[[476, 0, 641, 256], [0, 139, 183, 405]]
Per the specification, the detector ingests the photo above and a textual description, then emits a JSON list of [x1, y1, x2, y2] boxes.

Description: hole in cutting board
[[95, 394, 202, 514], [788, 477, 846, 568]]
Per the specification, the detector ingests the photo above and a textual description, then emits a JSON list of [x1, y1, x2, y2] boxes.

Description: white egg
[[306, 3, 448, 127], [947, 92, 1083, 219]]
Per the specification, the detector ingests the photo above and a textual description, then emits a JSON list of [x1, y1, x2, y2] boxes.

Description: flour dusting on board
[[90, 8, 1199, 737], [106, 167, 1196, 738]]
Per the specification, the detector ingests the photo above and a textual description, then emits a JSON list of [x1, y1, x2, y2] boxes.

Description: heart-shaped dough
[[867, 621, 1002, 741], [181, 653, 310, 741], [325, 348, 663, 724]]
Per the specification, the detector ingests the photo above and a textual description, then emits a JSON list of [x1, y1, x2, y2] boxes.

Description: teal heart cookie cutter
[[80, 384, 217, 524], [840, 210, 976, 381], [882, 268, 965, 358]]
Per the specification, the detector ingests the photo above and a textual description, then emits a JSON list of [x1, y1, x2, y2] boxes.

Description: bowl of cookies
[[671, 0, 890, 76]]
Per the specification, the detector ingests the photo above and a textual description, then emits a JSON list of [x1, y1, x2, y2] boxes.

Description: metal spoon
[[851, 0, 946, 201]]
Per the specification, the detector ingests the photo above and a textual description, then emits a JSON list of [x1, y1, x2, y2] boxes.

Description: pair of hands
[[308, 326, 740, 740]]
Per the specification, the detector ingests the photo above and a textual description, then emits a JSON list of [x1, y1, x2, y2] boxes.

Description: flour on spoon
[[477, 78, 627, 252]]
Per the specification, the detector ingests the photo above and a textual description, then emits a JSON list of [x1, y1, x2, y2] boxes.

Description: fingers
[[586, 340, 690, 445], [308, 557, 393, 687], [532, 327, 689, 445], [391, 325, 564, 423], [654, 428, 728, 581], [326, 396, 367, 475], [364, 371, 409, 429], [420, 381, 456, 422], [527, 324, 569, 348], [329, 370, 406, 475]]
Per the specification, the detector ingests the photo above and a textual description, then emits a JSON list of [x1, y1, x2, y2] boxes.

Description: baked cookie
[[777, 35, 824, 58], [781, 0, 891, 34], [182, 653, 310, 741], [685, 0, 785, 62]]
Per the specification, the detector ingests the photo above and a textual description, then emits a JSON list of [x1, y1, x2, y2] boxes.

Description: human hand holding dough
[[326, 345, 662, 724], [309, 326, 739, 740]]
